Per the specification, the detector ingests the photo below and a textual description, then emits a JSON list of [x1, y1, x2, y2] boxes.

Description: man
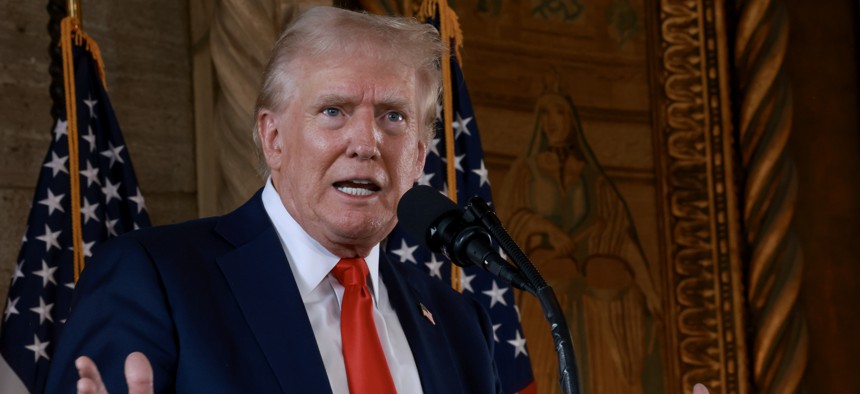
[[44, 6, 500, 393]]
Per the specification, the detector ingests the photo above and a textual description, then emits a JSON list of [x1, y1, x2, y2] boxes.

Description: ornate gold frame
[[650, 0, 749, 391]]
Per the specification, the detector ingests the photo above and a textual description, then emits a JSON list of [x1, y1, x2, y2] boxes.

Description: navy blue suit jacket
[[44, 191, 501, 393]]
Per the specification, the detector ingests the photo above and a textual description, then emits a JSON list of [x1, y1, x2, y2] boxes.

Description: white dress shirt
[[261, 180, 424, 393]]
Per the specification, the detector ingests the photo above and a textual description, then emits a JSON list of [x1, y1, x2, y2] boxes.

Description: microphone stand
[[464, 198, 581, 394]]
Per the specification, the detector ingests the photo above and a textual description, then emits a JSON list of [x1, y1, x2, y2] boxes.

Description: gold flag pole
[[63, 0, 92, 280], [68, 0, 82, 25]]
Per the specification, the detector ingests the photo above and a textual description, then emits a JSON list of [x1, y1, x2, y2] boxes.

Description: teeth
[[352, 179, 371, 184], [336, 185, 375, 196]]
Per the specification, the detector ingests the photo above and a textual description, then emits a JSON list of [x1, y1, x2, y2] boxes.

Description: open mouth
[[333, 179, 381, 196]]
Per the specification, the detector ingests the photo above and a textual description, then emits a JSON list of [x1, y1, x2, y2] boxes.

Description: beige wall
[[0, 1, 197, 315]]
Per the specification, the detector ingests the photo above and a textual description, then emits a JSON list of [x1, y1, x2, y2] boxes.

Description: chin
[[333, 216, 392, 242]]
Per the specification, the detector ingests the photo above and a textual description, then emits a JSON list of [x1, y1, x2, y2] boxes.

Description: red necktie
[[331, 258, 397, 394]]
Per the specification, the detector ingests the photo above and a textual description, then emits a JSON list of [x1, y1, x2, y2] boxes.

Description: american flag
[[384, 6, 536, 393], [0, 23, 150, 393]]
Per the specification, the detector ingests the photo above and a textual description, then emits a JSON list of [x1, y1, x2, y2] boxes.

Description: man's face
[[259, 53, 427, 257]]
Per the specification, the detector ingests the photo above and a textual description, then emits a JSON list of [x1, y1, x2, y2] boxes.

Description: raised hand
[[75, 352, 153, 394]]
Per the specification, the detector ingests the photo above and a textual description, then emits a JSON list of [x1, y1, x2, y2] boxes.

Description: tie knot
[[332, 257, 369, 287]]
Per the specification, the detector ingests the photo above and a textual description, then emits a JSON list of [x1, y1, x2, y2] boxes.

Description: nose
[[345, 109, 380, 160]]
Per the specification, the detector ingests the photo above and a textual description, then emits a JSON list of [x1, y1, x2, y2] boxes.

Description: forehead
[[292, 53, 418, 105]]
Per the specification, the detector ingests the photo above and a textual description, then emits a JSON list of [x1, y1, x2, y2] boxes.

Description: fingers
[[125, 352, 154, 394], [693, 383, 710, 394], [75, 356, 107, 394]]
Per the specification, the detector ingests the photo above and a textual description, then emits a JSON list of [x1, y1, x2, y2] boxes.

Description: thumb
[[124, 352, 154, 394], [692, 383, 710, 394]]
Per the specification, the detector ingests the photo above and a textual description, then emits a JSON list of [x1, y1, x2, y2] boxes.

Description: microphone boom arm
[[466, 197, 581, 394]]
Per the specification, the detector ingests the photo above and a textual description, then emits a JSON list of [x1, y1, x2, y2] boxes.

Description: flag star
[[105, 216, 119, 237], [417, 172, 434, 187], [425, 254, 444, 279], [440, 154, 465, 173], [507, 330, 528, 358], [492, 323, 501, 342], [101, 178, 122, 204], [80, 198, 100, 224], [482, 280, 509, 308], [100, 141, 125, 168], [391, 239, 419, 264], [80, 161, 101, 188], [82, 240, 95, 258], [43, 152, 69, 177], [81, 126, 97, 153], [429, 137, 441, 157], [29, 297, 55, 325], [455, 154, 465, 172], [514, 305, 522, 322], [38, 189, 66, 215], [471, 160, 490, 188], [83, 95, 98, 119], [25, 334, 51, 362], [65, 282, 76, 290], [35, 224, 62, 252], [21, 226, 28, 244], [33, 260, 58, 287], [498, 247, 508, 261], [134, 222, 141, 230], [435, 101, 443, 122], [69, 239, 95, 258], [461, 272, 476, 293], [452, 113, 473, 140], [128, 187, 147, 214], [4, 297, 20, 321], [12, 260, 25, 285], [440, 182, 450, 199], [53, 119, 68, 141]]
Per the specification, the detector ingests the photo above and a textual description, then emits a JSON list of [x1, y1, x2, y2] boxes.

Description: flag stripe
[[0, 356, 27, 394]]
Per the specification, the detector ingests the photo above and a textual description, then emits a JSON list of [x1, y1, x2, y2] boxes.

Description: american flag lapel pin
[[419, 302, 435, 325]]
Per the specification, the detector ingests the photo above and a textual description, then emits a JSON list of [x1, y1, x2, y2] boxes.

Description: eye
[[323, 107, 341, 117], [385, 112, 404, 122]]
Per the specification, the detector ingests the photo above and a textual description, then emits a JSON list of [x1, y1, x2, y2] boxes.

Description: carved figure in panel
[[498, 78, 663, 394]]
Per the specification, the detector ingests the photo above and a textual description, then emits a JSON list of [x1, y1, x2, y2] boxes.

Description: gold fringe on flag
[[416, 0, 464, 292], [60, 16, 107, 281]]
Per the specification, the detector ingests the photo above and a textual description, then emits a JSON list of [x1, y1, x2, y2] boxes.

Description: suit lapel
[[380, 254, 464, 394], [214, 192, 332, 394]]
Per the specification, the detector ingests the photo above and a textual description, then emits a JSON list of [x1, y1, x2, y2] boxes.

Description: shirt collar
[[261, 178, 381, 301]]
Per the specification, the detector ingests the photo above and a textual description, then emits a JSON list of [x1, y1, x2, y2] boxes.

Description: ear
[[411, 138, 428, 182], [257, 110, 282, 170]]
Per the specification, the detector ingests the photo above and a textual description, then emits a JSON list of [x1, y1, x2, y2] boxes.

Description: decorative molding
[[653, 0, 748, 393], [734, 0, 807, 392]]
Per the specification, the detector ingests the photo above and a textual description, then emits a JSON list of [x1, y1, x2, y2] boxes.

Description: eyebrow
[[375, 91, 412, 112], [314, 91, 413, 113], [315, 93, 356, 107]]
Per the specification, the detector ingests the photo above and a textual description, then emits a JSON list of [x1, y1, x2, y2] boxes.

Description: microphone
[[396, 185, 533, 292]]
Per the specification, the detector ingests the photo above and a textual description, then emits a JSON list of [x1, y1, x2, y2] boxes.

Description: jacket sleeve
[[43, 235, 177, 394]]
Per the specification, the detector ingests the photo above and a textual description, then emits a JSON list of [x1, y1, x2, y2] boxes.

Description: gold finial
[[68, 0, 82, 26]]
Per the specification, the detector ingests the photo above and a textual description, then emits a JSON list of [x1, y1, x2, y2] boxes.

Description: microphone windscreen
[[396, 185, 460, 247]]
